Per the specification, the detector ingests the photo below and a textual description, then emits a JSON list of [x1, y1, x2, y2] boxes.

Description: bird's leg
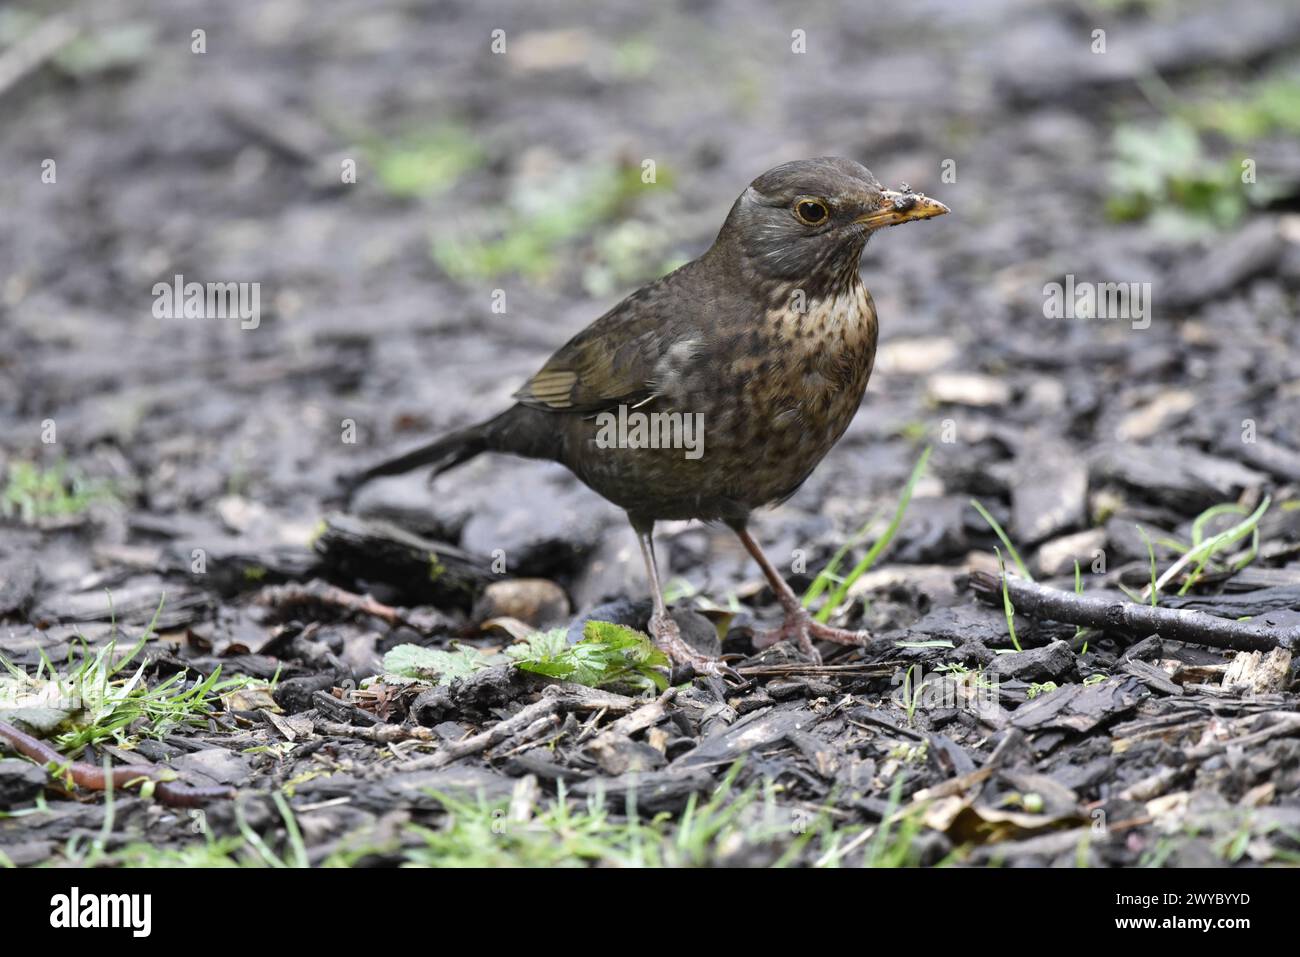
[[633, 521, 742, 685], [733, 525, 870, 662]]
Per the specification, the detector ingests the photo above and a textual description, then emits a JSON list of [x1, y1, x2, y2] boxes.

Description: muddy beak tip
[[856, 189, 950, 229]]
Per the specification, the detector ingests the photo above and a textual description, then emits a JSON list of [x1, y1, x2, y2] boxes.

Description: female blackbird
[[350, 157, 947, 681]]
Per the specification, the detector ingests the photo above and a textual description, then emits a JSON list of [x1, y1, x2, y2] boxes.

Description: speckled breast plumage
[[561, 278, 879, 523]]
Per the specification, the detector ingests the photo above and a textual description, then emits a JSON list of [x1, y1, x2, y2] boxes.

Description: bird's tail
[[338, 405, 560, 501], [339, 419, 491, 500]]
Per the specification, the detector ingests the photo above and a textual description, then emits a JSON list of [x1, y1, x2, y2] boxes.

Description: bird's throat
[[768, 272, 877, 347]]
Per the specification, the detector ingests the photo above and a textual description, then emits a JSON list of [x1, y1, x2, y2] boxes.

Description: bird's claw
[[669, 656, 747, 689], [650, 613, 749, 689], [753, 610, 870, 662], [701, 658, 749, 688]]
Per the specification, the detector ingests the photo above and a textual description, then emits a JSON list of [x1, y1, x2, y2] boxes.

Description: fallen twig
[[256, 579, 442, 634], [399, 693, 561, 770], [0, 719, 234, 807], [737, 662, 897, 678], [1115, 711, 1300, 803], [398, 683, 641, 770], [314, 720, 438, 744], [909, 726, 1025, 804], [970, 571, 1299, 653], [603, 687, 677, 737]]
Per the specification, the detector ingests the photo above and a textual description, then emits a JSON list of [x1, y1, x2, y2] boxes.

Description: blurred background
[[1, 0, 1299, 614]]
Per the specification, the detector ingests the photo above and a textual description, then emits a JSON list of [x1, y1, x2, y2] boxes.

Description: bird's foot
[[648, 612, 746, 688], [752, 609, 870, 663]]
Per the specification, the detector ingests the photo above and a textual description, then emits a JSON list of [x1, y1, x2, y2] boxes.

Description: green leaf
[[382, 644, 492, 684], [513, 621, 668, 692], [502, 628, 569, 662]]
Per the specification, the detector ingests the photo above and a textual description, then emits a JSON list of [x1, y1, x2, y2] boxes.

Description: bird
[[346, 157, 948, 683]]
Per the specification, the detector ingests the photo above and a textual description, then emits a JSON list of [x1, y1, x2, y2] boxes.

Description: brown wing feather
[[513, 270, 691, 413]]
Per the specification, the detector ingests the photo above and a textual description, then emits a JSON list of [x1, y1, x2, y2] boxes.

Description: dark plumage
[[349, 157, 949, 680]]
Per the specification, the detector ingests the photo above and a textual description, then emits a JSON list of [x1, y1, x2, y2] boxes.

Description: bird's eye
[[794, 199, 829, 226]]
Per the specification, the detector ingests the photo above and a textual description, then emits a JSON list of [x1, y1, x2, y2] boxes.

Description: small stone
[[473, 578, 570, 629], [273, 674, 338, 714], [1034, 528, 1107, 578]]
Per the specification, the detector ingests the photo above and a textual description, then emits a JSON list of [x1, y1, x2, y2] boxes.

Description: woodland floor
[[2, 0, 1300, 867]]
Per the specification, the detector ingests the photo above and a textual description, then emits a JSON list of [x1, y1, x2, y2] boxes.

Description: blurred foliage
[[610, 36, 659, 78], [1107, 71, 1300, 236], [431, 161, 677, 288], [0, 11, 156, 78], [367, 125, 484, 199], [1106, 118, 1247, 233], [1, 460, 116, 523], [1194, 74, 1300, 142], [56, 22, 157, 77], [586, 220, 689, 297]]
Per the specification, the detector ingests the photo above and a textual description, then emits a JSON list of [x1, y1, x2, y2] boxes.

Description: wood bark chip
[[671, 708, 819, 769], [1009, 677, 1145, 734], [1222, 648, 1293, 695], [313, 513, 493, 609]]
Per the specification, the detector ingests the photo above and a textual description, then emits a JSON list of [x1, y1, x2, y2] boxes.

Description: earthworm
[[0, 719, 234, 807]]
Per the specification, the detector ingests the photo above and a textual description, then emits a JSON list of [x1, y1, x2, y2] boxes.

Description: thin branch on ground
[[970, 571, 1299, 653], [0, 719, 234, 807]]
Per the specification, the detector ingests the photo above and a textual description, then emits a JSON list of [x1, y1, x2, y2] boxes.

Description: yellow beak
[[854, 189, 950, 229]]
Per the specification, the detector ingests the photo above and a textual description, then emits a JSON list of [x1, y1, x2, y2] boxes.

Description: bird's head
[[715, 156, 949, 290]]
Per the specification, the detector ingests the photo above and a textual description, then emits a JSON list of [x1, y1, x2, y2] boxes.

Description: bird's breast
[[562, 279, 880, 518], [733, 278, 878, 407], [694, 278, 880, 502]]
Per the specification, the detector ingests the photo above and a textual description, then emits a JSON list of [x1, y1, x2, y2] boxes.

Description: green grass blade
[[815, 446, 931, 623], [802, 512, 877, 607], [995, 548, 1022, 652], [970, 499, 1032, 582]]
